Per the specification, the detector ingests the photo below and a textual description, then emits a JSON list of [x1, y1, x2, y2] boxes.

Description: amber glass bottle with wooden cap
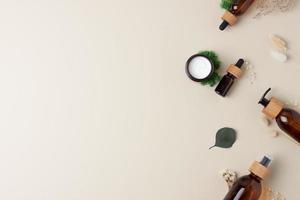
[[224, 156, 272, 200], [215, 59, 244, 97], [259, 88, 300, 143], [220, 0, 256, 30]]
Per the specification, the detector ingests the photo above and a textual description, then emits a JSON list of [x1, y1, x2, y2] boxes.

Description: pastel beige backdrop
[[0, 0, 299, 199]]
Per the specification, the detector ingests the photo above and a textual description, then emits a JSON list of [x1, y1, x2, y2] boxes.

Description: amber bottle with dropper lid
[[259, 88, 300, 143], [220, 0, 256, 30], [224, 156, 272, 200], [215, 59, 244, 97]]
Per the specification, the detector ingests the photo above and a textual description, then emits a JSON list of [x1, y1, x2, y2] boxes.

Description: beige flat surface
[[0, 0, 299, 199]]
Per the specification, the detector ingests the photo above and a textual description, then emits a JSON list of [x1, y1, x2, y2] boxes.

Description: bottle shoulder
[[238, 174, 261, 182], [223, 73, 236, 79], [225, 174, 262, 200], [277, 108, 300, 121], [276, 107, 300, 143]]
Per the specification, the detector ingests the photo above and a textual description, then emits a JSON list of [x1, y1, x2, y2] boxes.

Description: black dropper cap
[[258, 88, 272, 107], [219, 20, 229, 31], [235, 59, 244, 68], [260, 156, 272, 167]]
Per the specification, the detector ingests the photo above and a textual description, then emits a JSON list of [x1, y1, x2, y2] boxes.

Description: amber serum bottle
[[220, 0, 256, 30], [259, 88, 300, 143], [224, 156, 272, 200], [215, 59, 244, 97]]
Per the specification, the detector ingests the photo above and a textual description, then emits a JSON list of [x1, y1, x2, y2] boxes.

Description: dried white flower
[[219, 169, 238, 189], [244, 60, 257, 85], [269, 189, 286, 200], [254, 0, 295, 18]]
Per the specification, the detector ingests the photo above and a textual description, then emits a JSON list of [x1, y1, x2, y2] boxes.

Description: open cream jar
[[186, 54, 214, 82]]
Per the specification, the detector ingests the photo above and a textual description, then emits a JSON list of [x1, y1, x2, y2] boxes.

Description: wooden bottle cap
[[227, 64, 242, 78], [262, 98, 284, 119], [222, 11, 237, 26], [249, 161, 269, 180]]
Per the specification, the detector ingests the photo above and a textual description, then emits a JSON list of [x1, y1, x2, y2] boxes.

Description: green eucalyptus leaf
[[209, 127, 237, 149]]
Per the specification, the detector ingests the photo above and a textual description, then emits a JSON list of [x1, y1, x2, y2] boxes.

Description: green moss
[[200, 72, 221, 87], [197, 50, 222, 87], [198, 51, 221, 70], [220, 0, 233, 10]]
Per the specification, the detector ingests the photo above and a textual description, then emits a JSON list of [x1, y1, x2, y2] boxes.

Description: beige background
[[0, 0, 299, 199]]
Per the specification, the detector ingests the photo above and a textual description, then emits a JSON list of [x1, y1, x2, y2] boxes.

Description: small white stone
[[269, 129, 279, 137], [270, 50, 288, 62]]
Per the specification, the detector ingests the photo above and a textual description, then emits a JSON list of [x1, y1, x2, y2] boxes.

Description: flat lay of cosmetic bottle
[[215, 59, 244, 97], [220, 0, 256, 30], [224, 156, 272, 200], [259, 88, 300, 143]]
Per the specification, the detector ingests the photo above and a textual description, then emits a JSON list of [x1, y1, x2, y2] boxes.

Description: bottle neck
[[227, 72, 237, 79], [249, 172, 263, 182]]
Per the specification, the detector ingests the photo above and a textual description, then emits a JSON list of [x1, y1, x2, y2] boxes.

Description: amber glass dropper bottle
[[220, 0, 256, 30], [224, 156, 272, 200], [259, 88, 300, 143], [215, 59, 244, 97]]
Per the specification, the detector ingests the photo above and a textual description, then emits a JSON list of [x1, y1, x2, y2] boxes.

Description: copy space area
[[0, 1, 299, 199]]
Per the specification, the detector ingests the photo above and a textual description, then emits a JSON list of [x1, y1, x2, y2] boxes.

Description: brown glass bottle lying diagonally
[[220, 0, 256, 30], [224, 156, 272, 200], [259, 88, 300, 143]]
